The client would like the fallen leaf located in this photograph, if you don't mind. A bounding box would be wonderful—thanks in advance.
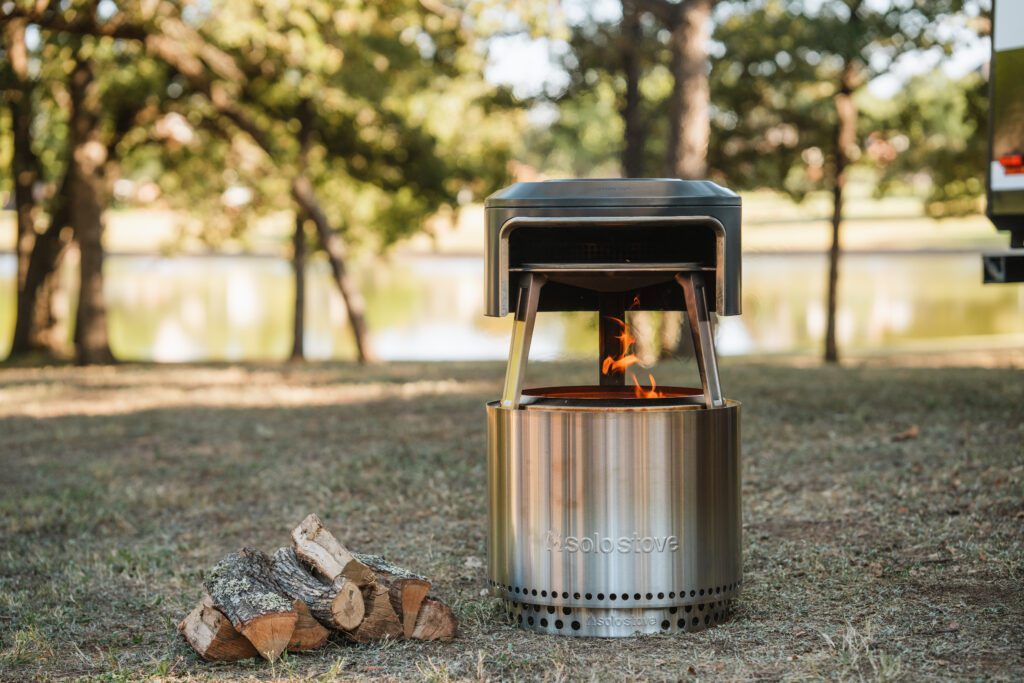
[892,425,920,442]
[464,556,483,569]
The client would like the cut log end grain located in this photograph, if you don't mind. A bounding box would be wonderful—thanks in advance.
[270,547,365,631]
[291,513,375,587]
[411,597,458,642]
[178,594,259,662]
[288,601,330,652]
[204,547,298,661]
[356,553,431,637]
[347,582,404,642]
[240,612,299,661]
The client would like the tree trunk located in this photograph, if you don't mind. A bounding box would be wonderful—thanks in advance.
[68,58,113,365]
[5,18,43,358]
[824,63,858,364]
[292,179,376,364]
[619,0,644,178]
[663,0,712,179]
[291,211,306,361]
[293,100,376,364]
[15,173,76,357]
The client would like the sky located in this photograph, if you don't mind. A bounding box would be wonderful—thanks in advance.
[484,0,993,101]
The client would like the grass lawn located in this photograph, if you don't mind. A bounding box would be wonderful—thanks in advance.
[0,360,1021,681]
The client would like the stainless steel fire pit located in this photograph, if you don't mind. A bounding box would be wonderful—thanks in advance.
[484,179,743,637]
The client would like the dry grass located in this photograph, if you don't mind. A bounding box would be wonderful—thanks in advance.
[1,359,1022,681]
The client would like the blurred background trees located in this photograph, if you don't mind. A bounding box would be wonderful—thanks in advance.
[0,0,996,365]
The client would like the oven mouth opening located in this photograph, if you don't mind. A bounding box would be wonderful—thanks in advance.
[520,385,705,408]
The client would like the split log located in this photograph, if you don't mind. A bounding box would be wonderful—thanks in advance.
[270,547,365,631]
[178,593,260,661]
[411,597,458,642]
[291,514,374,587]
[204,548,298,661]
[347,582,404,642]
[288,601,330,652]
[355,553,431,637]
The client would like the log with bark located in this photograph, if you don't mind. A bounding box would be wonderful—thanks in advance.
[346,581,405,643]
[203,548,298,661]
[180,515,459,663]
[291,513,375,587]
[288,601,330,652]
[411,596,458,642]
[178,593,260,662]
[356,553,431,638]
[270,547,365,631]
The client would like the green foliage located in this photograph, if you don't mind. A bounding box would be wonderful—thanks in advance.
[870,71,987,217]
[709,0,974,199]
[2,0,523,252]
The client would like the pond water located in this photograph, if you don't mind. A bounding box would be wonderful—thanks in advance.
[1,251,1022,362]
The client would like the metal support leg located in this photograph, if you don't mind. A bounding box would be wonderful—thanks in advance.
[501,274,545,409]
[676,272,724,408]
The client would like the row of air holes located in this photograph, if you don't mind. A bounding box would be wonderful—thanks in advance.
[489,579,741,601]
[507,601,731,631]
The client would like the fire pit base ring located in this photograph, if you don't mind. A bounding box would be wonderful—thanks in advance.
[503,600,734,637]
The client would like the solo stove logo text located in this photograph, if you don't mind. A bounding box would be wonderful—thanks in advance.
[545,531,679,554]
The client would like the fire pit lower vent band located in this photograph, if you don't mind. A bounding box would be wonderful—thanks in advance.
[487,399,741,638]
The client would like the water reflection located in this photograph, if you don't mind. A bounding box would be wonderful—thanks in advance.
[1,252,1022,361]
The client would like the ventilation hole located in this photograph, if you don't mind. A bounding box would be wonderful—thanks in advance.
[692,617,699,627]
[528,617,534,626]
[699,589,705,596]
[563,607,572,615]
[585,593,593,600]
[685,605,692,613]
[531,589,537,596]
[518,614,523,623]
[571,621,581,630]
[597,593,605,600]
[562,592,569,599]
[661,620,670,630]
[555,620,564,629]
[698,603,705,611]
[609,594,616,601]
[690,590,696,597]
[515,587,520,594]
[547,606,555,614]
[704,615,711,626]
[541,590,547,597]
[669,592,676,599]
[574,593,581,600]
[658,592,665,599]
[677,618,685,628]
[507,585,512,592]
[633,593,641,600]
[534,605,541,612]
[645,593,653,600]
[540,618,548,627]
[669,607,678,615]
[716,587,721,594]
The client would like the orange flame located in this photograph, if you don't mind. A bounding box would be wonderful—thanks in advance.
[600,317,640,375]
[633,373,661,399]
[601,310,666,398]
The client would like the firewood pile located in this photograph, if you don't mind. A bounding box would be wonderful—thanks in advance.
[178,514,457,662]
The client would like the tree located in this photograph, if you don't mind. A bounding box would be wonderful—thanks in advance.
[6,0,517,363]
[2,19,166,363]
[710,0,972,362]
[872,70,988,218]
[637,0,715,179]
